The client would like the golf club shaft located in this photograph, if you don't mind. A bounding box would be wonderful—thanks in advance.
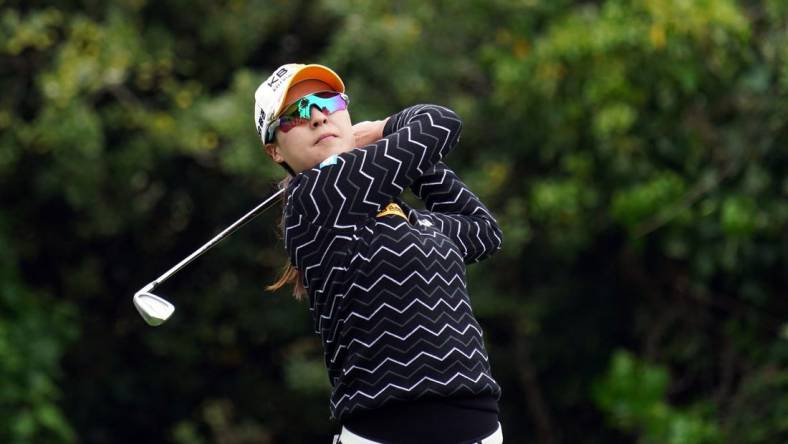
[147,187,285,291]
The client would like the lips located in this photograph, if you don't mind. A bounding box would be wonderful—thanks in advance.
[315,133,337,144]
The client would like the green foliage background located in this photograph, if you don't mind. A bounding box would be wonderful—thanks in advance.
[1,0,786,442]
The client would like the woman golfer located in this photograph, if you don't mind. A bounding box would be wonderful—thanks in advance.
[254,64,504,444]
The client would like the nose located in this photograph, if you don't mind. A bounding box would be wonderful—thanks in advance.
[309,107,328,128]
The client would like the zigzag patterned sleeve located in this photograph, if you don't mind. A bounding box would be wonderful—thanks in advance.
[410,162,503,263]
[287,105,462,229]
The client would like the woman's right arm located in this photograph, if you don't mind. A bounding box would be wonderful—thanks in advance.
[409,162,503,264]
[286,104,462,229]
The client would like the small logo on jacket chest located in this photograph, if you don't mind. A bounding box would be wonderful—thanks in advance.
[376,203,407,221]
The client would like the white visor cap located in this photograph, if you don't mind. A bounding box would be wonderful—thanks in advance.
[254,63,345,144]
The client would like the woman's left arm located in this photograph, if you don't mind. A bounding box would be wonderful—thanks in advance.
[410,162,503,263]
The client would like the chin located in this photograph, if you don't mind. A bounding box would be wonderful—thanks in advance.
[322,139,350,154]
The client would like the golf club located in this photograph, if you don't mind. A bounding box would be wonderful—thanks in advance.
[133,187,286,326]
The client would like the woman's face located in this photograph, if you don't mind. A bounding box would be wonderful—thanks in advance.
[265,79,355,174]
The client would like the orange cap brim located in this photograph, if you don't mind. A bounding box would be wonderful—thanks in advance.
[274,64,346,116]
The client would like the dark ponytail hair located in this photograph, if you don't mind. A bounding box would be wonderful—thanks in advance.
[265,174,307,300]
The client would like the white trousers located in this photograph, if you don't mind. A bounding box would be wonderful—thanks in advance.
[333,422,503,444]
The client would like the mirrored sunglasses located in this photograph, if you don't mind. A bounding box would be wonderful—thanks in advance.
[266,91,350,142]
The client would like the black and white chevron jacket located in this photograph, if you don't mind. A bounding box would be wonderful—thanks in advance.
[282,104,503,420]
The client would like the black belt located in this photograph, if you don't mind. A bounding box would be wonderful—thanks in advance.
[342,395,499,444]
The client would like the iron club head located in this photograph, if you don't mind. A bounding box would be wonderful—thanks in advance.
[133,283,175,327]
[132,188,285,327]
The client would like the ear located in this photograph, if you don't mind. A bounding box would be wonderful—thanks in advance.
[264,142,285,163]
